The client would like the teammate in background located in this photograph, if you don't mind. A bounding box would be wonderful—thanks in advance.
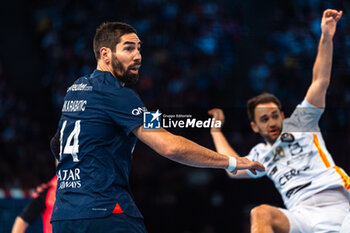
[208,9,350,233]
[50,22,264,233]
[11,176,57,233]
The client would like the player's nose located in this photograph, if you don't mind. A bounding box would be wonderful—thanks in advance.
[133,50,142,63]
[268,119,278,128]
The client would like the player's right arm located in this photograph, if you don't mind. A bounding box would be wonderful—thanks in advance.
[208,108,253,179]
[305,9,342,108]
[133,126,265,175]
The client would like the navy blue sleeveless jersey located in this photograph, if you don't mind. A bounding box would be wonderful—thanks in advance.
[51,70,147,222]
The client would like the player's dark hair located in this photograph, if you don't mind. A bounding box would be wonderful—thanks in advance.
[247,92,282,122]
[93,22,137,60]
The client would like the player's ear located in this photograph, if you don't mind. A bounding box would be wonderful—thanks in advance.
[250,121,259,133]
[100,47,111,64]
[281,111,285,120]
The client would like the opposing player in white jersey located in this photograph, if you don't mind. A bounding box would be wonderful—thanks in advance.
[208,9,350,233]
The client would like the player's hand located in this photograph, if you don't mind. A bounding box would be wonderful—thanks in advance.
[231,157,265,175]
[208,108,225,132]
[321,9,342,38]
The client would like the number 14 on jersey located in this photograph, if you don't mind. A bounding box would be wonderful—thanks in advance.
[59,120,81,162]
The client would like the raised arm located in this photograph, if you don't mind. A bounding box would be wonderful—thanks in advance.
[133,126,265,175]
[208,108,253,179]
[305,9,342,108]
[208,108,240,158]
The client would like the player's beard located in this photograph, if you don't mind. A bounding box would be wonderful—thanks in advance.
[111,54,140,85]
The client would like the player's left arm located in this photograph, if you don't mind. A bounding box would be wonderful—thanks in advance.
[50,131,60,165]
[305,9,342,108]
[50,131,60,159]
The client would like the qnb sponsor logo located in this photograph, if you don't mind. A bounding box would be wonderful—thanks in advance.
[132,107,147,116]
[62,100,87,112]
[57,168,81,189]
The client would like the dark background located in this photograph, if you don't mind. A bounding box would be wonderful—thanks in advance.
[0,0,349,232]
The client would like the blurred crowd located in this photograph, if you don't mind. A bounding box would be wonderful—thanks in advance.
[1,0,350,232]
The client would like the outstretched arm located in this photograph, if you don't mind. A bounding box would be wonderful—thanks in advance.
[208,108,240,158]
[305,9,342,108]
[133,126,265,175]
[208,108,253,179]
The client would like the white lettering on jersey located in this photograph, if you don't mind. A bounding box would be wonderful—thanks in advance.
[132,107,147,115]
[67,83,92,92]
[57,168,82,189]
[62,100,87,112]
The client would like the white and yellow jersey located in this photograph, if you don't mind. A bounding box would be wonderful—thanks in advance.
[246,100,350,210]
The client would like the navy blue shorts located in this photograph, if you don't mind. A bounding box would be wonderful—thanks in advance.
[52,214,147,233]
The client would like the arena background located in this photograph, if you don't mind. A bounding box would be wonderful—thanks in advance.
[0,0,349,232]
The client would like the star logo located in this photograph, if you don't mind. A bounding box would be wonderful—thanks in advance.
[150,110,161,122]
[143,110,162,129]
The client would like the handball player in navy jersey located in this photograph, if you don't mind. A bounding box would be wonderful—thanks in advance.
[49,22,264,233]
